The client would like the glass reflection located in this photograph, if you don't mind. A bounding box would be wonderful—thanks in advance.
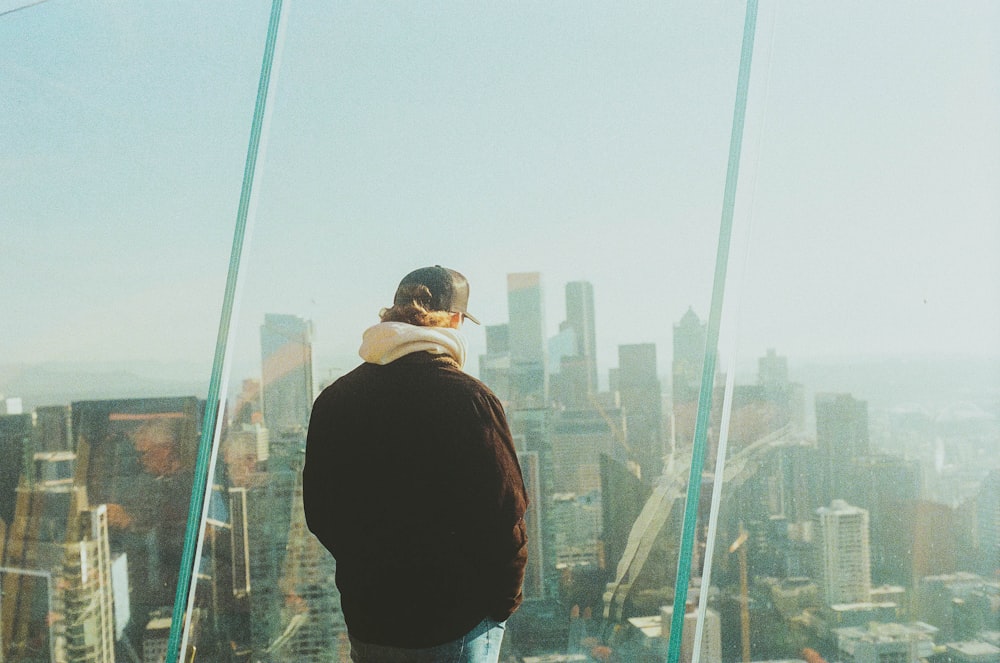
[3,1,999,662]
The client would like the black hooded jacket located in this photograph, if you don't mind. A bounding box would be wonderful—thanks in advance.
[303,351,528,648]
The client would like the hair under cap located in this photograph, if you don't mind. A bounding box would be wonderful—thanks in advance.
[394,265,480,325]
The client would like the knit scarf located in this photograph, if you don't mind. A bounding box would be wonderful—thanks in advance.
[358,321,467,369]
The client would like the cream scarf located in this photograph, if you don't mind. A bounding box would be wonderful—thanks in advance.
[358,322,467,369]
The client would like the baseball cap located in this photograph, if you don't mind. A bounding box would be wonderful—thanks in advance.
[394,265,481,325]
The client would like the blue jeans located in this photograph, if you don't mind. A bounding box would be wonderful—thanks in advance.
[349,618,506,663]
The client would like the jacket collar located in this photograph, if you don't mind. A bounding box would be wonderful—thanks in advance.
[358,321,467,368]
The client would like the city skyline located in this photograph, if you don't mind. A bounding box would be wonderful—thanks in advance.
[4,3,999,656]
[0,273,1000,663]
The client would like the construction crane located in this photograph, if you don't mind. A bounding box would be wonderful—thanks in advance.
[728,527,750,663]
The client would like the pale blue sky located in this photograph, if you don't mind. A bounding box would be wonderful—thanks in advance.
[4,1,999,387]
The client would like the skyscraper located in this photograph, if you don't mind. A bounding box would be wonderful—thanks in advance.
[509,409,558,600]
[815,393,870,505]
[758,348,789,387]
[72,396,202,650]
[35,405,72,452]
[517,451,545,600]
[619,343,664,482]
[975,469,999,577]
[550,408,618,495]
[0,413,32,527]
[756,348,805,433]
[2,452,115,663]
[563,281,598,397]
[672,308,706,449]
[815,499,872,606]
[479,323,512,406]
[260,314,314,435]
[843,453,922,586]
[507,273,547,408]
[62,506,116,663]
[275,473,346,661]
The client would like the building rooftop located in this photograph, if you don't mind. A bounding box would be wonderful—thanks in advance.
[946,642,1000,656]
[627,615,662,639]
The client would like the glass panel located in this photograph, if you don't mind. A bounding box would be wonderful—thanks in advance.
[702,3,1000,663]
[13,2,992,662]
[2,2,270,661]
[203,4,747,662]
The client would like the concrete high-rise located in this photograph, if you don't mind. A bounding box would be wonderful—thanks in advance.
[672,308,706,449]
[507,273,547,408]
[816,393,870,504]
[63,506,116,663]
[815,499,872,606]
[618,343,664,482]
[2,452,115,663]
[261,314,314,435]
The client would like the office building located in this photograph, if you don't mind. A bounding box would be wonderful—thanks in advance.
[815,500,872,606]
[600,454,651,578]
[551,492,601,568]
[518,451,545,600]
[274,472,346,661]
[479,323,512,406]
[916,572,1000,642]
[843,454,922,586]
[35,405,72,452]
[832,622,936,663]
[63,506,116,663]
[0,413,32,527]
[2,452,115,663]
[618,343,664,482]
[622,606,722,663]
[975,469,999,578]
[672,308,707,449]
[261,313,314,435]
[757,349,805,433]
[510,408,558,600]
[550,408,618,495]
[507,273,547,408]
[562,281,598,399]
[71,397,202,649]
[816,393,870,505]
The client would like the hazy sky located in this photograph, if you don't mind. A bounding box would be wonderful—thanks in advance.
[4,1,999,386]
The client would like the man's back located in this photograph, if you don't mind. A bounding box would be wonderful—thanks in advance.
[304,351,527,648]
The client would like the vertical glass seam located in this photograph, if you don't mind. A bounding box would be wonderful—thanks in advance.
[690,4,777,662]
[665,2,759,662]
[164,2,287,662]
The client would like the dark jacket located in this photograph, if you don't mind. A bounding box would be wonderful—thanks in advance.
[303,351,528,648]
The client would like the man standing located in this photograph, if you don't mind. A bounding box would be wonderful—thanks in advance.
[304,266,528,663]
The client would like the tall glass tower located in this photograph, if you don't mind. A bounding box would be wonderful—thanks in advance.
[260,314,314,435]
[507,273,547,408]
[563,281,598,396]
